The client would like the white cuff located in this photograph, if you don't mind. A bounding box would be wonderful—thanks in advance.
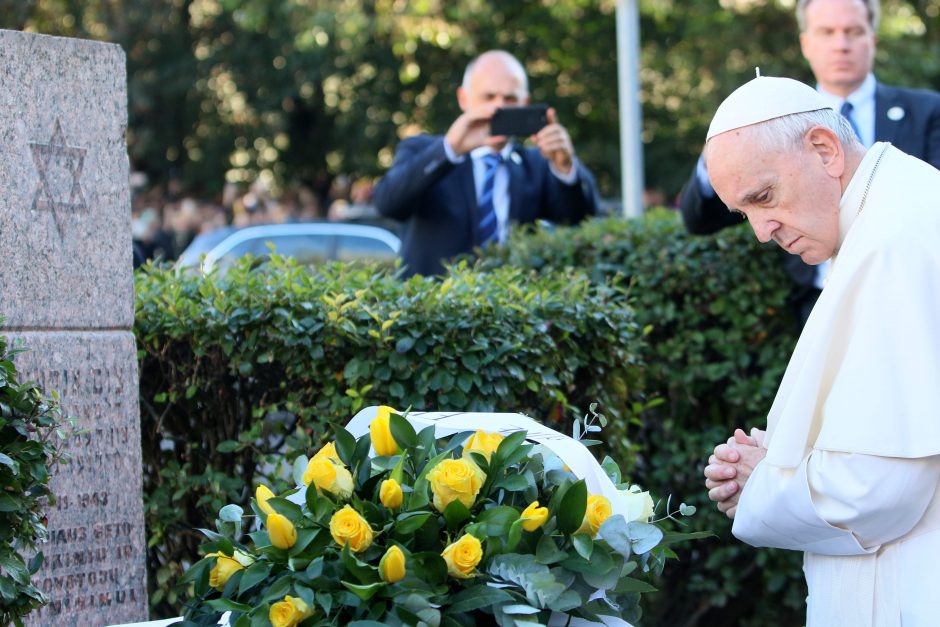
[732,457,874,556]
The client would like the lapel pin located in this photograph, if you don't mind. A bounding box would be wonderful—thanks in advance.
[887,106,905,121]
[510,151,522,165]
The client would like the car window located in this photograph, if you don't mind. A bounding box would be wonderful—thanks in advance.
[336,235,398,261]
[214,234,333,272]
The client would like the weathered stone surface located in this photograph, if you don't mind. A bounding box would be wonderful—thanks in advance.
[0,29,146,626]
[0,29,133,330]
[10,332,147,626]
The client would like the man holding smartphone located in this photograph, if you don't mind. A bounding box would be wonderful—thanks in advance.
[373,49,598,276]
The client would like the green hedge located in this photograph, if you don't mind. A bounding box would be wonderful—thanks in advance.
[477,212,806,627]
[134,259,648,617]
[0,331,69,626]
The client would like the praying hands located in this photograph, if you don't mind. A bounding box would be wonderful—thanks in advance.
[704,428,767,519]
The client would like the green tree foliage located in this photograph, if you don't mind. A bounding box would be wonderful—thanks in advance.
[3,0,939,198]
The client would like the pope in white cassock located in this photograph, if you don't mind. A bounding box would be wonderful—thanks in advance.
[701,74,940,627]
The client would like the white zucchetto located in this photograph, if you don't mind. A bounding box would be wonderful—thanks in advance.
[706,75,834,141]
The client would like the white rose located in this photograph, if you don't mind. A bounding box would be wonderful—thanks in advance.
[619,485,654,522]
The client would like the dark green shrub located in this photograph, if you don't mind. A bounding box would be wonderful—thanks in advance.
[0,331,70,626]
[477,212,806,627]
[134,258,647,616]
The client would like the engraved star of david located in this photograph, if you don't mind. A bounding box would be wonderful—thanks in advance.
[29,118,88,239]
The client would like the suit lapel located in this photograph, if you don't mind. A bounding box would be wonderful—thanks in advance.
[874,84,902,146]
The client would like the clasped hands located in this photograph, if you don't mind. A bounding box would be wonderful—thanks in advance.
[704,428,768,519]
[444,104,575,174]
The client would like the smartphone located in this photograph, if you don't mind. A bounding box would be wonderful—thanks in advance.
[490,104,549,137]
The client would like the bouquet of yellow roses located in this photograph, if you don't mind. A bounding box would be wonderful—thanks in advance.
[179,406,699,627]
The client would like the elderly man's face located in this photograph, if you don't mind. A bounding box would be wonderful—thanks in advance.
[800,0,876,97]
[705,129,842,265]
[459,55,529,112]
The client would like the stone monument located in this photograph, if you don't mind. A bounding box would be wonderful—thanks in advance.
[0,29,147,625]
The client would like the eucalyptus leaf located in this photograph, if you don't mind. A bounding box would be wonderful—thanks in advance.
[218,504,244,523]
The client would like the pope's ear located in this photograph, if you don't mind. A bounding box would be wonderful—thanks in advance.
[805,126,845,178]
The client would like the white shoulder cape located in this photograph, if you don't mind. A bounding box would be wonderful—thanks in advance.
[765,144,940,467]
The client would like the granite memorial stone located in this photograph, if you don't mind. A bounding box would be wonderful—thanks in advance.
[0,29,147,625]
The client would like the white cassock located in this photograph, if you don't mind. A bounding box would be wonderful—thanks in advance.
[732,143,940,627]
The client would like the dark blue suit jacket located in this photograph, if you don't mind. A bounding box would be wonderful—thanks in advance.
[374,135,599,276]
[678,81,940,325]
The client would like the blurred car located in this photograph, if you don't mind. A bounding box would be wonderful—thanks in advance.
[176,222,401,274]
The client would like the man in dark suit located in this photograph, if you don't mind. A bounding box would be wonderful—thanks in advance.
[680,0,940,326]
[373,50,598,277]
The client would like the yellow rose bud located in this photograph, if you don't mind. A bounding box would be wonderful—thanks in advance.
[255,484,276,516]
[269,595,314,627]
[303,457,354,499]
[520,501,549,532]
[313,441,340,462]
[329,504,374,553]
[267,512,298,549]
[441,534,483,579]
[427,458,484,513]
[379,545,407,583]
[370,406,401,456]
[576,494,613,537]
[206,552,246,590]
[380,478,403,509]
[463,430,505,463]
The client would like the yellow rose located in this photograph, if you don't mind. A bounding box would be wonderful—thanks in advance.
[380,478,403,509]
[620,485,655,523]
[206,551,249,590]
[379,545,406,583]
[520,501,549,532]
[463,430,504,463]
[441,534,483,579]
[370,406,401,456]
[313,441,340,462]
[427,458,484,513]
[255,484,276,516]
[576,494,613,537]
[269,595,314,627]
[267,512,298,549]
[303,456,354,499]
[329,504,374,553]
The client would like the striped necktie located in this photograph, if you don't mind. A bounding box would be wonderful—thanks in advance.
[477,153,503,246]
[840,101,862,140]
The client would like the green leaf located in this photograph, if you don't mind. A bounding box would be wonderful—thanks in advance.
[342,580,385,600]
[556,480,587,535]
[443,499,471,529]
[216,440,239,453]
[0,554,31,585]
[572,533,594,560]
[445,584,513,614]
[395,512,433,535]
[0,452,18,474]
[506,518,525,553]
[238,562,272,595]
[206,598,254,612]
[342,544,380,584]
[613,577,658,594]
[332,423,357,466]
[0,492,19,512]
[389,411,417,449]
[218,504,243,523]
[535,535,567,565]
